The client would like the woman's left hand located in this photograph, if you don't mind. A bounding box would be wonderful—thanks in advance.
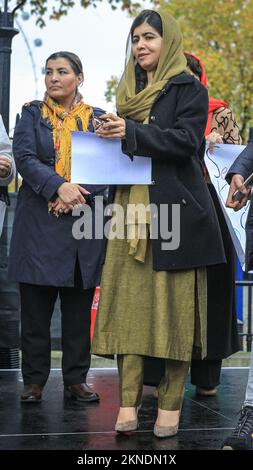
[50,197,72,216]
[95,113,126,139]
[206,131,223,154]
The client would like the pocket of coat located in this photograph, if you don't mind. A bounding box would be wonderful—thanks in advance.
[179,182,205,213]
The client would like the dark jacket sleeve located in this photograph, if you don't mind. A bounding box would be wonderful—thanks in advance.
[123,81,208,163]
[13,106,66,201]
[226,142,253,183]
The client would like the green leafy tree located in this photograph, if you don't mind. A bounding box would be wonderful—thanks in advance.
[162,0,253,142]
[105,75,119,107]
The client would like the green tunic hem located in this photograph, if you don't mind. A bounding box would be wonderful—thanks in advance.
[92,186,207,363]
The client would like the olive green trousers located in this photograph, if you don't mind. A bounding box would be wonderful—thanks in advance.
[117,354,190,410]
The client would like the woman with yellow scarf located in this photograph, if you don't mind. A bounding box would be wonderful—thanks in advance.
[9,52,106,404]
[92,11,225,437]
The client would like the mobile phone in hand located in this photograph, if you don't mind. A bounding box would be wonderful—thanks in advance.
[232,172,253,202]
[94,117,111,130]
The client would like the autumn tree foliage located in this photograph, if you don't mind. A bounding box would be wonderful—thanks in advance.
[164,0,253,142]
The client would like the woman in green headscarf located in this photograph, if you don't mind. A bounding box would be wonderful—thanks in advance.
[92,10,225,437]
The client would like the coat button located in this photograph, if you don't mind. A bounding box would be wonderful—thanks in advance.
[150,115,156,122]
[182,199,187,205]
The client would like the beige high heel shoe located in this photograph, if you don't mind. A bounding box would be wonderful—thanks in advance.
[153,421,179,438]
[153,409,180,438]
[115,405,141,433]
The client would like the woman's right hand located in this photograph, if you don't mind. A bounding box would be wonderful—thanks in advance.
[0,155,12,177]
[226,174,251,211]
[57,182,90,207]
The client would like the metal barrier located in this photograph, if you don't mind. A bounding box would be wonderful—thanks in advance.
[0,193,20,368]
[236,279,253,351]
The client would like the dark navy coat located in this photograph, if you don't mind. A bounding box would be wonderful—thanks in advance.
[118,73,226,270]
[226,142,253,272]
[8,101,106,288]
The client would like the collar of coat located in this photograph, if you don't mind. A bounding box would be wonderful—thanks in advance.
[160,71,196,93]
[23,100,53,130]
[153,72,203,106]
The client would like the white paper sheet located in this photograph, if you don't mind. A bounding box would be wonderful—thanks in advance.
[71,131,152,185]
[204,143,248,269]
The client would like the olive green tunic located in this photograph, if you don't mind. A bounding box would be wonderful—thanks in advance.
[92,186,207,362]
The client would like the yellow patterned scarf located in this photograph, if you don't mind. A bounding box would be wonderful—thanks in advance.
[41,92,93,182]
[116,11,186,262]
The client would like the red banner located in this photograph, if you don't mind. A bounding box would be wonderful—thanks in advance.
[90,286,100,342]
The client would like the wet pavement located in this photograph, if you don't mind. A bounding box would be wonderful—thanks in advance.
[0,368,249,450]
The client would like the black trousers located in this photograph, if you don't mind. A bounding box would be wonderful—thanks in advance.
[20,262,94,387]
[143,357,222,389]
[190,359,222,388]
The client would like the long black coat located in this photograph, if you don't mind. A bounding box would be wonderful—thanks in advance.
[8,101,107,288]
[203,184,239,359]
[119,73,226,270]
[226,141,253,272]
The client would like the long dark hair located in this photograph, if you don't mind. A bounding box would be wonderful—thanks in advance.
[45,51,83,77]
[184,53,202,79]
[130,10,163,93]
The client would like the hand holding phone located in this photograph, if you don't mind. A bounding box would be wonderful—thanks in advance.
[232,172,253,202]
[94,117,111,130]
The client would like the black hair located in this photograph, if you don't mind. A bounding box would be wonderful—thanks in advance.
[130,10,163,93]
[130,10,163,39]
[184,53,202,79]
[45,51,83,76]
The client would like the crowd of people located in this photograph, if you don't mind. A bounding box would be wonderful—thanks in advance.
[1,8,253,450]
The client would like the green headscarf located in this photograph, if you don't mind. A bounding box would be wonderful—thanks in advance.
[116,10,187,263]
[116,10,187,122]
